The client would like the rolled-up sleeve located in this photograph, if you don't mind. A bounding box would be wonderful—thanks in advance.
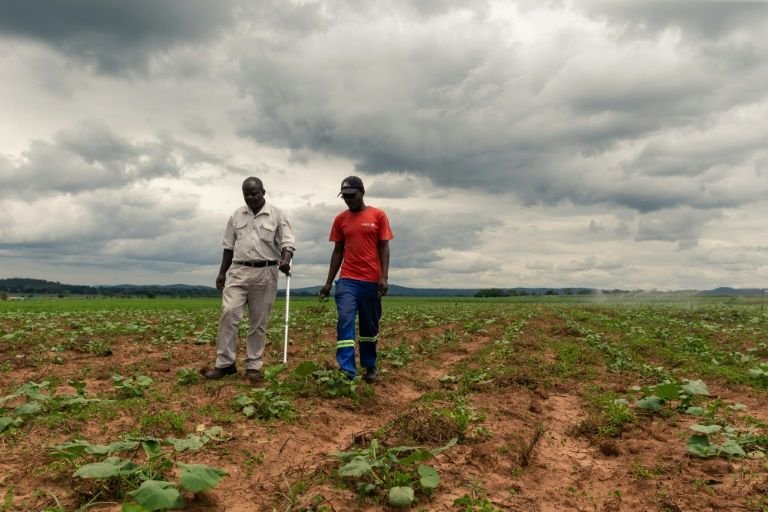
[221,216,236,250]
[277,212,296,252]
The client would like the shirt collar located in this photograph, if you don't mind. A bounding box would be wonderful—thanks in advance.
[245,202,271,217]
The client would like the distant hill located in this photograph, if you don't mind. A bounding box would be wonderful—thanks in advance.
[286,284,479,297]
[288,285,603,297]
[0,278,219,298]
[1,278,764,299]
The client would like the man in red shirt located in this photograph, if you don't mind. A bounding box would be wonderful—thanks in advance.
[319,176,394,382]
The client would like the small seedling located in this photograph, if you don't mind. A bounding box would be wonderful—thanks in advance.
[175,368,200,386]
[332,437,456,507]
[112,374,153,398]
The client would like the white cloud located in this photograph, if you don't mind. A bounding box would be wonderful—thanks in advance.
[1,0,767,290]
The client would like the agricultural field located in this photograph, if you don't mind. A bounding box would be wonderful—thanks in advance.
[1,296,768,511]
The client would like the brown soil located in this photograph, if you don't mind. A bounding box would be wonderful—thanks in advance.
[1,303,767,512]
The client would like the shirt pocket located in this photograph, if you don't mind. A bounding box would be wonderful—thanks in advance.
[258,223,276,243]
[233,220,250,244]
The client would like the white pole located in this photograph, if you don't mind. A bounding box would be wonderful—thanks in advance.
[282,265,291,364]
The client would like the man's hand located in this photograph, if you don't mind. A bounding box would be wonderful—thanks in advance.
[318,283,332,301]
[378,277,389,297]
[216,273,226,292]
[278,259,291,276]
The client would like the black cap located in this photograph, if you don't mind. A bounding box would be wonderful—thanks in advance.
[339,176,364,195]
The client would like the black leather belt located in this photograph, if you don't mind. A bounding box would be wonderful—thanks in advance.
[233,260,278,267]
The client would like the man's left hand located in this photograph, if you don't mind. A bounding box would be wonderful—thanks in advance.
[278,259,291,276]
[378,277,389,297]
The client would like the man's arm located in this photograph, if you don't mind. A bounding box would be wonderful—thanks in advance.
[319,241,344,300]
[216,249,234,291]
[279,248,293,275]
[377,240,390,297]
[277,210,296,276]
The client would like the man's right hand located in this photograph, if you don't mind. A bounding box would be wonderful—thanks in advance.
[318,283,332,301]
[216,274,226,292]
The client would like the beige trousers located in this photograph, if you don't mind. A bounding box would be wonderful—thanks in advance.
[215,265,278,370]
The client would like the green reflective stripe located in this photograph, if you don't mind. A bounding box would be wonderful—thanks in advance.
[359,336,378,343]
[336,340,355,349]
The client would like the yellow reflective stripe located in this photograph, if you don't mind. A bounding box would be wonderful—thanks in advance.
[359,336,378,343]
[336,339,355,348]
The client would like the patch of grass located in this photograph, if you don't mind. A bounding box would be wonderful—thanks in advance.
[175,368,201,386]
[1,487,13,512]
[199,404,239,426]
[574,387,636,438]
[552,341,600,380]
[140,410,190,436]
[631,462,664,480]
[83,339,112,356]
[453,480,501,512]
[383,399,486,445]
[234,387,295,421]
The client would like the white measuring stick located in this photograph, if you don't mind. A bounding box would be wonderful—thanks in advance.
[282,264,291,364]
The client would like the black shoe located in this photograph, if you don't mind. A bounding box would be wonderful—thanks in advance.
[245,369,262,385]
[204,364,237,379]
[363,366,378,383]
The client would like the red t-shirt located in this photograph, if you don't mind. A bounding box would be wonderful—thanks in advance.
[330,207,394,283]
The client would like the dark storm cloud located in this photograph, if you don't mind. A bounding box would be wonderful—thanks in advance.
[0,121,230,198]
[364,175,432,199]
[0,0,238,74]
[693,244,768,272]
[635,207,721,249]
[0,188,222,267]
[387,208,503,268]
[582,1,768,38]
[232,1,768,215]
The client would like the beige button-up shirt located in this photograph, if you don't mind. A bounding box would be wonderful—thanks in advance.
[222,203,296,262]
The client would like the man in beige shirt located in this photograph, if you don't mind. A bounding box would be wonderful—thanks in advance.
[204,177,295,385]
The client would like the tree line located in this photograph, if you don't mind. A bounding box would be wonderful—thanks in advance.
[0,278,219,298]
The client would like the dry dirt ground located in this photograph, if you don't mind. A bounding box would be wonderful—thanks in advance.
[1,299,767,511]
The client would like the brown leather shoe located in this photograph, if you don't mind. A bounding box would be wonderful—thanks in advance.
[245,369,262,385]
[204,365,237,379]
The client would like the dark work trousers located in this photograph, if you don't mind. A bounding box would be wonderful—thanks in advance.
[334,278,381,378]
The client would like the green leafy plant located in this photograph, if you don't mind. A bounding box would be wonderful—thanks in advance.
[1,380,101,433]
[174,368,200,386]
[380,343,413,368]
[52,429,228,510]
[632,379,709,414]
[575,388,636,438]
[748,363,768,383]
[332,437,456,507]
[84,339,113,356]
[686,423,747,458]
[453,493,501,512]
[112,374,153,398]
[313,369,359,398]
[234,388,294,421]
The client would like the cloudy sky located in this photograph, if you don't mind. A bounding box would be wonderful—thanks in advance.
[1,0,767,291]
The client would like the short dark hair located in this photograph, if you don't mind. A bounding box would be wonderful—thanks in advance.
[242,177,264,190]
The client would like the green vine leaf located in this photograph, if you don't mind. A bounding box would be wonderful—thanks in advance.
[74,457,139,479]
[388,486,415,507]
[339,456,372,477]
[127,480,182,511]
[635,396,662,412]
[417,465,440,489]
[689,424,722,435]
[177,463,229,493]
